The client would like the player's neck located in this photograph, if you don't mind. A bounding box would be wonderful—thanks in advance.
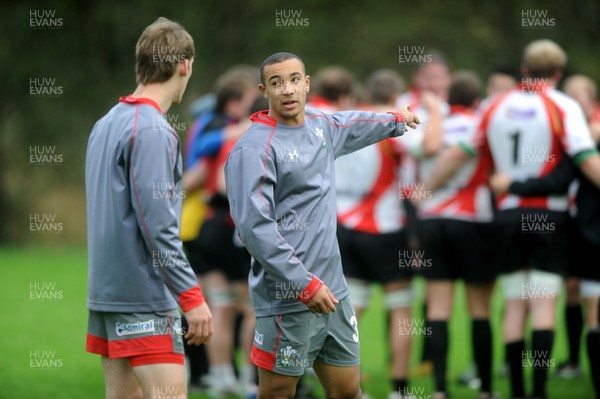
[268,109,305,126]
[131,84,176,113]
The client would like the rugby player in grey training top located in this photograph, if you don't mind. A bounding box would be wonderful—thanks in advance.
[85,17,212,399]
[225,52,419,399]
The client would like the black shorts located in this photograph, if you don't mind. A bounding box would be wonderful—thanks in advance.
[566,216,600,281]
[418,219,499,284]
[496,208,567,276]
[184,208,250,282]
[566,216,585,278]
[337,225,412,283]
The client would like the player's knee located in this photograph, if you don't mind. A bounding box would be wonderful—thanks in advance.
[324,384,361,399]
[205,286,237,307]
[384,285,413,310]
[259,384,296,399]
[347,279,372,310]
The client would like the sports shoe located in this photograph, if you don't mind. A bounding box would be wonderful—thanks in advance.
[457,363,481,389]
[411,360,433,378]
[554,362,582,378]
[203,372,239,398]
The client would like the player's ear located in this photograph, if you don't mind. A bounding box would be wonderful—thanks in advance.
[305,75,310,93]
[180,58,192,77]
[553,70,563,84]
[259,84,268,98]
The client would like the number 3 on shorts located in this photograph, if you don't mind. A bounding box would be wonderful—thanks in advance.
[350,314,359,343]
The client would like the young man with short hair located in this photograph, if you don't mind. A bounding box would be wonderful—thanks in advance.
[85,17,213,399]
[225,52,419,399]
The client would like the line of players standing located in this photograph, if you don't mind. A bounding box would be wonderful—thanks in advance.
[180,40,600,399]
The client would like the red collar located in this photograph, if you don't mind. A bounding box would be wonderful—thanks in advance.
[309,95,334,108]
[449,105,473,116]
[250,110,276,127]
[591,104,600,124]
[119,95,162,113]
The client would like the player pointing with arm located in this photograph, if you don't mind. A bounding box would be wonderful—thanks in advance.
[225,52,419,399]
[85,18,212,399]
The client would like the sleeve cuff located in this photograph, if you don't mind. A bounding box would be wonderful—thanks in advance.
[573,148,598,166]
[178,285,205,312]
[458,141,477,157]
[387,111,406,123]
[298,276,323,303]
[387,112,406,137]
[508,181,519,195]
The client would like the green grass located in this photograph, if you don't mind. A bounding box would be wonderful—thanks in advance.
[0,247,595,398]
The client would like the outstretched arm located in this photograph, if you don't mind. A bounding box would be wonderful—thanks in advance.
[327,105,419,158]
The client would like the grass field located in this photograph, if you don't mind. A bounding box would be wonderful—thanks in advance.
[0,246,595,398]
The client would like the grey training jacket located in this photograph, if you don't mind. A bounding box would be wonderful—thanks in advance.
[85,96,203,313]
[225,107,405,317]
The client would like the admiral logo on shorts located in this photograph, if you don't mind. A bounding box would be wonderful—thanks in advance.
[115,320,155,336]
[254,330,264,345]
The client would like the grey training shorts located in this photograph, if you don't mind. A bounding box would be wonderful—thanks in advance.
[250,296,360,376]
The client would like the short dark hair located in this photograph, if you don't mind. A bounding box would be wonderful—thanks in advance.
[312,66,357,102]
[488,65,520,82]
[213,65,260,114]
[365,69,406,105]
[260,52,305,85]
[448,70,481,107]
